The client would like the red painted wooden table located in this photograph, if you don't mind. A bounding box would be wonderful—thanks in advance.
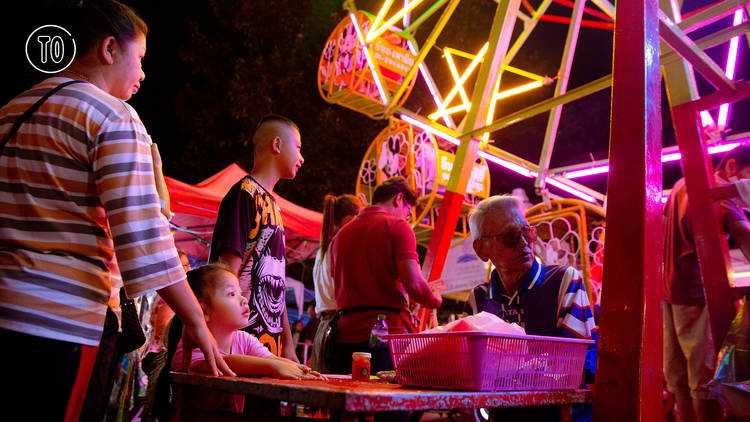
[169,371,591,420]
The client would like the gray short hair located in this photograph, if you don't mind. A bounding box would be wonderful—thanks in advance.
[468,195,524,238]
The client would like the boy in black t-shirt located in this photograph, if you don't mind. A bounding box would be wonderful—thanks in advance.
[210,114,304,362]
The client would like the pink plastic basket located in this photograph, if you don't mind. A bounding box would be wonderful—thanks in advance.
[384,331,593,391]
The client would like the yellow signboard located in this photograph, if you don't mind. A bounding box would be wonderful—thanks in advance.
[436,150,489,198]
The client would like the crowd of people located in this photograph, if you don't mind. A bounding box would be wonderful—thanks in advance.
[0,1,745,421]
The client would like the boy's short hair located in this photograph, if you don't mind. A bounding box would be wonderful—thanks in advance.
[372,176,417,206]
[254,113,299,133]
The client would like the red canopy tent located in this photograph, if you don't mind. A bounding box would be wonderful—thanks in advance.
[166,163,322,264]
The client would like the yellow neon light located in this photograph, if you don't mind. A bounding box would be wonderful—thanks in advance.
[366,0,425,43]
[443,47,479,61]
[443,48,545,82]
[503,65,545,82]
[430,42,488,121]
[493,80,543,100]
[434,103,471,117]
[349,13,388,104]
[444,50,471,110]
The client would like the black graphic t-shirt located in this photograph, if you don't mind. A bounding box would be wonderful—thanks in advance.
[210,176,286,356]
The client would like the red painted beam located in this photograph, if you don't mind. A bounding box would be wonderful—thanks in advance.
[422,190,467,283]
[671,106,737,354]
[551,0,615,22]
[539,15,614,30]
[593,0,663,421]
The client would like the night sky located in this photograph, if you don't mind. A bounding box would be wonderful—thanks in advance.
[3,0,749,210]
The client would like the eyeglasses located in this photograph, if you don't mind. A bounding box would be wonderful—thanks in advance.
[480,224,536,248]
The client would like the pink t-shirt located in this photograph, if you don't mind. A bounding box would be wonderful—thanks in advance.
[172,330,274,413]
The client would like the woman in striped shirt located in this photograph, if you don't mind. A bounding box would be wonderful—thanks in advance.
[0,1,231,420]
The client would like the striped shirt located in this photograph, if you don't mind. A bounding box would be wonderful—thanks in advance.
[0,77,185,346]
[465,258,598,341]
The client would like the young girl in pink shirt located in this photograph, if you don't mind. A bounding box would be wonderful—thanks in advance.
[172,264,324,413]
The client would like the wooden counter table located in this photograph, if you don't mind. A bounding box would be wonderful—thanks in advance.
[169,371,592,421]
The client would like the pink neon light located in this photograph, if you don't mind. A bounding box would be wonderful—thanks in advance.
[661,152,683,163]
[717,9,744,128]
[349,13,388,104]
[700,111,715,128]
[545,177,597,202]
[406,41,452,127]
[564,141,743,179]
[564,165,610,178]
[478,151,534,177]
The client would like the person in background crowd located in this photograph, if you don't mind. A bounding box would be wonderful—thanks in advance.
[663,146,750,422]
[310,193,364,372]
[0,1,230,419]
[210,114,304,362]
[328,177,442,375]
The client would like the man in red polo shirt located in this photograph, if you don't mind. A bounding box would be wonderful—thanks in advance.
[327,177,442,374]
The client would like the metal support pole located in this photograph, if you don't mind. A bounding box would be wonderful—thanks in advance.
[421,0,520,284]
[593,0,663,420]
[535,0,586,191]
[383,0,461,116]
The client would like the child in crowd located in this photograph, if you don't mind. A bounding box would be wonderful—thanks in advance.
[210,114,304,362]
[171,264,324,414]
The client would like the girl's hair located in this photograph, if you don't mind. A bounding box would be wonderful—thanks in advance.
[64,0,148,56]
[186,263,234,304]
[319,194,364,254]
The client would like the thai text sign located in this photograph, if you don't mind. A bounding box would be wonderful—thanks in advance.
[436,150,489,197]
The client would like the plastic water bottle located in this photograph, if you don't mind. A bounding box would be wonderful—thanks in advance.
[369,314,389,348]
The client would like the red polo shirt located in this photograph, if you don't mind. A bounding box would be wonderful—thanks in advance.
[330,206,419,342]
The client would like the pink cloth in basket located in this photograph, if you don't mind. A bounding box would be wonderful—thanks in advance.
[424,311,526,335]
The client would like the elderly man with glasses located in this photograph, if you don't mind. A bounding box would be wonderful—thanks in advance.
[465,195,597,341]
[466,195,597,421]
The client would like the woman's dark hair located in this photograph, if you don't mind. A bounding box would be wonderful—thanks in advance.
[186,263,234,303]
[717,144,750,172]
[320,194,364,255]
[65,0,148,56]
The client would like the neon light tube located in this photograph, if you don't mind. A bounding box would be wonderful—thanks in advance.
[494,80,543,100]
[430,43,488,121]
[444,50,472,107]
[400,114,460,144]
[406,41,452,127]
[717,9,744,129]
[564,165,610,178]
[700,111,715,128]
[349,13,389,105]
[545,177,597,202]
[478,151,535,178]
[661,152,683,163]
[398,114,597,201]
[564,142,743,178]
[366,0,424,43]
